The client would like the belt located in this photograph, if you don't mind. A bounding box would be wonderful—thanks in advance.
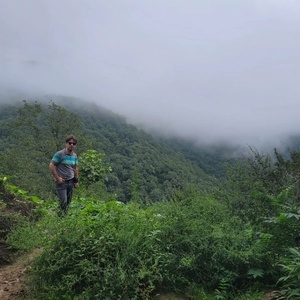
[64,179,74,182]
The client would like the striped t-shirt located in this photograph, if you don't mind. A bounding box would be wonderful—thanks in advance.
[51,149,78,180]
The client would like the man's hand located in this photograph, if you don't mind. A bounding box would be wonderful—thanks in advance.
[57,177,65,183]
[74,183,79,188]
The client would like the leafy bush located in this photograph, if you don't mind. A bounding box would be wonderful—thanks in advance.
[24,200,170,299]
[250,191,300,285]
[277,248,300,299]
[0,175,41,264]
[7,188,261,299]
[152,188,255,292]
[261,203,300,257]
[79,150,112,190]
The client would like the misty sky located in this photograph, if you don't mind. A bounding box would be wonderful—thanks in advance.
[1,0,300,148]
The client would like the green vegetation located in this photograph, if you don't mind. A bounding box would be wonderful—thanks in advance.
[5,185,263,300]
[0,99,299,299]
[0,99,218,203]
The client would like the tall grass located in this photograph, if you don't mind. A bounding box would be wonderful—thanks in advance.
[7,190,262,299]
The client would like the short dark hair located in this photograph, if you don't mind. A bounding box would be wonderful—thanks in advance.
[66,135,77,143]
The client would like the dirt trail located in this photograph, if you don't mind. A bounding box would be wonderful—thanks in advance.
[0,250,40,300]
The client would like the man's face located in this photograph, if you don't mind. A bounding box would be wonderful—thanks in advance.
[66,139,77,152]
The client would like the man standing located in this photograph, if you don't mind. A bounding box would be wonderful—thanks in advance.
[49,135,79,214]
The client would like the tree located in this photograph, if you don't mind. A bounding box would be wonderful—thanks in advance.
[0,100,85,198]
[47,101,83,151]
[79,150,112,190]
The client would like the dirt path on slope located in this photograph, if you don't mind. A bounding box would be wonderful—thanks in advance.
[0,249,41,300]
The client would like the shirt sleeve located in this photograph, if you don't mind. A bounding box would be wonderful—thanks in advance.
[51,153,61,165]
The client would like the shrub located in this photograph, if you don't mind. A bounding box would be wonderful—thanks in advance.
[152,188,254,292]
[27,200,170,299]
[277,247,300,299]
[8,189,260,299]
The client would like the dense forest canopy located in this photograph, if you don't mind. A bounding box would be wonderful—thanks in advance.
[0,98,236,202]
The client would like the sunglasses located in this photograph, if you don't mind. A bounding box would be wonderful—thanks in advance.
[68,142,77,145]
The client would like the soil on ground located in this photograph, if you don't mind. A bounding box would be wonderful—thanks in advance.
[0,249,40,300]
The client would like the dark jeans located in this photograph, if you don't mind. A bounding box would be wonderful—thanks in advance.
[55,180,74,214]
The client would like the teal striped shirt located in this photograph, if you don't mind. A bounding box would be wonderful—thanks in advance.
[51,149,78,180]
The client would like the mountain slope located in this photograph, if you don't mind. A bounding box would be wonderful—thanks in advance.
[0,97,227,202]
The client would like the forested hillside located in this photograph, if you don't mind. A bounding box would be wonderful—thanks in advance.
[0,97,233,202]
[0,97,300,299]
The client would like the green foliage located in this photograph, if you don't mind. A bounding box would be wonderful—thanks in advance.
[152,188,255,292]
[187,285,215,300]
[0,175,42,265]
[277,248,300,299]
[3,99,300,299]
[232,290,264,300]
[0,174,41,213]
[0,100,85,199]
[0,99,217,203]
[6,186,261,299]
[161,137,238,179]
[70,101,219,201]
[262,203,300,257]
[247,191,300,286]
[214,278,231,300]
[247,268,264,279]
[4,183,42,204]
[188,286,263,300]
[79,150,112,190]
[47,101,83,151]
[19,200,169,299]
[218,147,300,225]
[217,160,276,224]
[217,147,300,290]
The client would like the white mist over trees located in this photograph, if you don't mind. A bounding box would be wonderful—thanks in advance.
[1,1,300,149]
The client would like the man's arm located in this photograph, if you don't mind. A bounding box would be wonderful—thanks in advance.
[74,166,79,179]
[73,166,79,188]
[49,162,64,183]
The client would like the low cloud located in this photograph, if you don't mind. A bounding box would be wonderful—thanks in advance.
[1,0,300,150]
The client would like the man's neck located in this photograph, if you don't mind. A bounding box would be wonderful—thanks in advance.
[65,148,73,155]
